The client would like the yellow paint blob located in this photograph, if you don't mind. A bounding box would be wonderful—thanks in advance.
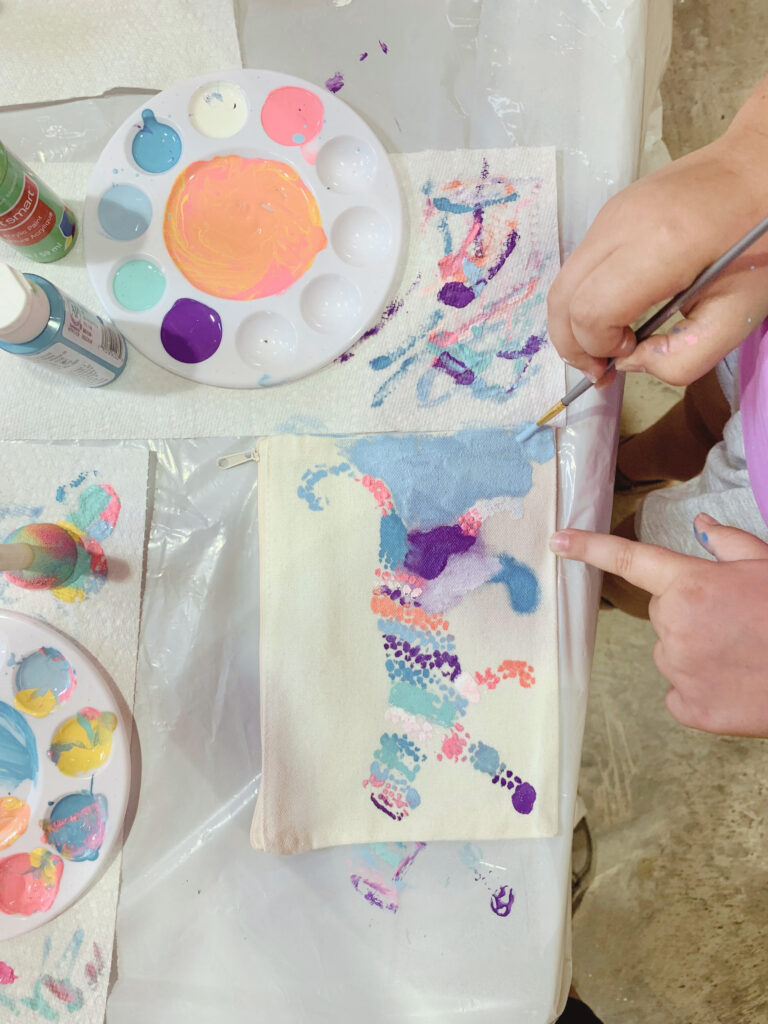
[28,846,61,886]
[14,688,58,718]
[0,797,30,850]
[163,155,326,300]
[49,708,118,777]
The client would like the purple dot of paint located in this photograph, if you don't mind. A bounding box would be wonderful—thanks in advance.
[511,782,536,814]
[325,72,345,94]
[438,281,475,308]
[161,298,222,364]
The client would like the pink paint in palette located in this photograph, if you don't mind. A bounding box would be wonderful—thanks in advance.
[84,70,404,389]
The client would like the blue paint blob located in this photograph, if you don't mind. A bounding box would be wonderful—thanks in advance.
[132,109,182,173]
[491,555,540,614]
[97,184,153,241]
[693,523,711,550]
[470,741,500,776]
[0,701,39,789]
[41,790,108,861]
[379,512,408,568]
[432,191,518,216]
[14,647,76,714]
[292,132,306,144]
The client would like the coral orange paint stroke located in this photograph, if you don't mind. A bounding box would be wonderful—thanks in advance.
[164,155,326,301]
[370,591,449,633]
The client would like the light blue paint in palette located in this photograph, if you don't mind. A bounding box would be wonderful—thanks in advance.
[113,260,167,312]
[97,184,153,241]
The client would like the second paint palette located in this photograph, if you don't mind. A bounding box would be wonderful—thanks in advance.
[0,611,130,940]
[84,69,403,389]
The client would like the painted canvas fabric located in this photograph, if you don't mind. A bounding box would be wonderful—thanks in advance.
[252,430,558,854]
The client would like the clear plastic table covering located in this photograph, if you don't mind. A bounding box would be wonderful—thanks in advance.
[0,1,671,1020]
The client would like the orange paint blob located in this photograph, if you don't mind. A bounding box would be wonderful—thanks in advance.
[0,797,29,851]
[163,156,326,301]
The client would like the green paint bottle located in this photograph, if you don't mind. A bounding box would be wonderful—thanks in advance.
[0,142,76,262]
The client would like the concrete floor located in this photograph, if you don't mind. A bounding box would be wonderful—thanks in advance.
[571,3,768,1022]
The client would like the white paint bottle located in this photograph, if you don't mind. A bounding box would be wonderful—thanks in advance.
[0,264,127,386]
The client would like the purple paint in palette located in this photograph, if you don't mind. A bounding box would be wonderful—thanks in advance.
[161,298,222,364]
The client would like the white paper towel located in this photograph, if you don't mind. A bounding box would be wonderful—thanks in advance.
[0,443,150,1023]
[0,0,242,107]
[0,149,563,440]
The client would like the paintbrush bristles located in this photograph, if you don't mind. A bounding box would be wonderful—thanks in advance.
[536,401,564,428]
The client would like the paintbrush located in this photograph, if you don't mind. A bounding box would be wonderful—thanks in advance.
[518,212,768,444]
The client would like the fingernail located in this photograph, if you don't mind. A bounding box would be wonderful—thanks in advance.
[549,531,570,553]
[696,512,718,526]
[618,329,635,353]
[585,372,599,384]
[652,337,670,355]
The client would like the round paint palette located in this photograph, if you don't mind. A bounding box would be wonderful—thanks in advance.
[84,70,403,388]
[0,611,130,940]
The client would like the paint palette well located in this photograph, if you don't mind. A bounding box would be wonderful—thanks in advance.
[84,69,404,388]
[0,611,130,940]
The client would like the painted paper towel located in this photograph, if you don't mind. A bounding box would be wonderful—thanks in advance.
[0,443,149,1023]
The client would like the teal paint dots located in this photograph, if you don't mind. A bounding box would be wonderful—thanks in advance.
[112,259,166,311]
[97,184,152,241]
[132,109,182,173]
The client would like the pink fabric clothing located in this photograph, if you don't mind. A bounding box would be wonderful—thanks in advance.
[740,319,768,528]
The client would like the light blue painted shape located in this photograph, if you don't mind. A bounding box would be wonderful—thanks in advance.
[343,429,555,529]
[0,700,39,788]
[491,554,540,614]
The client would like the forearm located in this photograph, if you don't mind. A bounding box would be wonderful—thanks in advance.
[720,73,768,207]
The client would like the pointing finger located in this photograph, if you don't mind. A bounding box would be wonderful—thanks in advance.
[549,529,692,596]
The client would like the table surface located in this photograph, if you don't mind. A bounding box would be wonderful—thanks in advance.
[0,2,669,1020]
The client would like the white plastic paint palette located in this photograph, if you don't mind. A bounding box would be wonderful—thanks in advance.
[84,69,403,388]
[0,611,129,940]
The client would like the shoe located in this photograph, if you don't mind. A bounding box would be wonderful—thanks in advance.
[614,435,670,496]
[571,816,593,912]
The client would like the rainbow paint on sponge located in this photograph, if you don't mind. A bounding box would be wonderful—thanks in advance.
[2,480,122,603]
[3,523,77,589]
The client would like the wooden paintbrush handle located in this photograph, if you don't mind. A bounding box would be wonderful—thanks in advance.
[0,543,35,572]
